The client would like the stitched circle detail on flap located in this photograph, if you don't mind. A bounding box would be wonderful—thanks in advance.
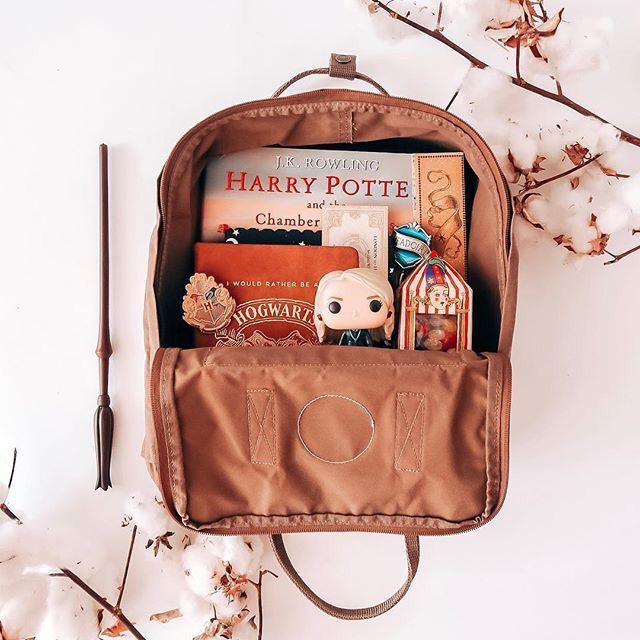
[297,394,375,464]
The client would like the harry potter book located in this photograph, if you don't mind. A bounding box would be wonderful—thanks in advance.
[202,148,466,267]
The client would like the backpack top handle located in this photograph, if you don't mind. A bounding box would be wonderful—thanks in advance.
[271,53,389,98]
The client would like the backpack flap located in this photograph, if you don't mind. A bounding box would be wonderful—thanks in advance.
[150,345,509,534]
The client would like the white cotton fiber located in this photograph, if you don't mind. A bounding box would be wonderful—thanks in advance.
[124,493,174,539]
[617,174,640,228]
[596,202,632,234]
[182,543,220,599]
[179,588,213,621]
[459,67,512,104]
[208,587,247,619]
[508,130,539,170]
[565,214,599,254]
[596,123,621,154]
[37,579,99,640]
[540,17,613,81]
[204,536,262,577]
[519,54,553,85]
[463,0,522,32]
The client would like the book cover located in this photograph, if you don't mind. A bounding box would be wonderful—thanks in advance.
[192,243,359,347]
[202,147,458,240]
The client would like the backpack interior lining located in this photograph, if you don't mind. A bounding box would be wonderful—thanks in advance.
[154,95,509,352]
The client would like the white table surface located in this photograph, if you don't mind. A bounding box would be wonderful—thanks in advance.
[1,1,639,638]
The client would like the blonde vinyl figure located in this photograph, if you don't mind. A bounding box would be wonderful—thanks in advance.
[314,268,395,347]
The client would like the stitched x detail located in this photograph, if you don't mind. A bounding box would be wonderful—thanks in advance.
[247,390,276,465]
[395,393,424,472]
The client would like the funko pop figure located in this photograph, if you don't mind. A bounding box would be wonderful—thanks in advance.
[314,268,395,347]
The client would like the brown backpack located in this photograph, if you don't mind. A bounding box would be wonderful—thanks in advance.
[143,54,517,620]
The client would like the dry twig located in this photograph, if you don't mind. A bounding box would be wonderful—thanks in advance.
[0,448,22,525]
[249,569,278,640]
[50,526,145,640]
[520,153,602,194]
[604,243,640,265]
[369,0,640,147]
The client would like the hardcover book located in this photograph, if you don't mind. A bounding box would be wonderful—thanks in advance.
[192,243,359,347]
[201,148,465,265]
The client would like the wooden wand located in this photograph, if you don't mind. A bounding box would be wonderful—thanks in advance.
[94,143,114,490]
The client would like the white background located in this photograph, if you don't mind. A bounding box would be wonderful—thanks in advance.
[1,1,639,638]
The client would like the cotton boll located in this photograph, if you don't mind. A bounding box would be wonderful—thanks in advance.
[519,54,553,85]
[0,523,59,635]
[547,118,621,167]
[595,123,621,155]
[0,576,47,639]
[0,520,48,581]
[563,117,604,157]
[37,578,100,640]
[576,167,622,217]
[490,144,518,183]
[462,0,522,32]
[204,536,260,577]
[528,183,593,239]
[540,17,613,81]
[596,202,632,234]
[596,145,630,182]
[522,196,564,236]
[561,183,594,212]
[458,67,513,113]
[536,125,568,162]
[125,493,174,540]
[209,587,247,619]
[617,174,640,227]
[564,214,598,254]
[183,544,220,599]
[179,589,213,622]
[437,0,474,28]
[456,70,526,139]
[362,0,428,41]
[508,130,539,170]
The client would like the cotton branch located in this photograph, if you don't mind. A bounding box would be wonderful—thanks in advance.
[50,568,146,640]
[0,448,22,525]
[369,0,640,147]
[50,526,144,640]
[249,569,278,640]
[115,524,138,610]
[604,243,640,264]
[520,153,602,194]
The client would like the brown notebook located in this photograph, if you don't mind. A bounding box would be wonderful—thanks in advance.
[192,243,359,347]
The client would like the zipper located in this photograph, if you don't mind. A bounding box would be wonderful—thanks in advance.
[150,347,510,539]
[149,347,182,522]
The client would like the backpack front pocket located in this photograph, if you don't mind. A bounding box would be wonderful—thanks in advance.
[150,345,510,536]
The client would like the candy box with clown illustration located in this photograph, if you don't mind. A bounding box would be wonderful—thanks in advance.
[397,250,472,351]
